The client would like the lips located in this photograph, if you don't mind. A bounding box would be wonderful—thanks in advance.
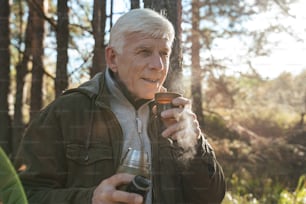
[142,77,159,83]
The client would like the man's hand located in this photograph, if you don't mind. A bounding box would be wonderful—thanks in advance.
[92,173,143,204]
[160,96,201,158]
[161,96,200,139]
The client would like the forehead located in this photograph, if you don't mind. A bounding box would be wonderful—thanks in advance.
[124,32,172,49]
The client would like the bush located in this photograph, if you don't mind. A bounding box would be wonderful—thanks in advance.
[279,175,306,204]
[222,175,306,204]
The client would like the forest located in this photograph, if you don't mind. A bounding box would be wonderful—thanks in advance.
[0,0,305,203]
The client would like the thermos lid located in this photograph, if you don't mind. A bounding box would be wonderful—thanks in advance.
[131,175,151,190]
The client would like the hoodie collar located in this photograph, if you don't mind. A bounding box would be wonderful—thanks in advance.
[63,69,153,110]
[105,68,151,110]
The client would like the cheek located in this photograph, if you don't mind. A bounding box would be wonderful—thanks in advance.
[121,70,138,88]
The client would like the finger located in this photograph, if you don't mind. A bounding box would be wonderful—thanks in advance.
[162,116,200,139]
[162,121,186,138]
[160,107,183,119]
[161,107,197,126]
[172,97,191,107]
[93,174,140,204]
[105,173,135,187]
[107,190,143,204]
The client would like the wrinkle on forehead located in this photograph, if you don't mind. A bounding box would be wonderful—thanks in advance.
[123,32,172,49]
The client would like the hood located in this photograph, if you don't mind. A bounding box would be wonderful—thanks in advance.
[62,72,107,101]
[70,72,103,97]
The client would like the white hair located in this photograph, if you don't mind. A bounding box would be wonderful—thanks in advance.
[109,8,175,53]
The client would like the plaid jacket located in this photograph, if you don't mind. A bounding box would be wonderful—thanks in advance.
[17,72,225,204]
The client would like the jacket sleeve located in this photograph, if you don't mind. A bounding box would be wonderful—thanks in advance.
[15,101,95,204]
[179,134,226,204]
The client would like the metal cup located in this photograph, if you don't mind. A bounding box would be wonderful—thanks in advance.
[155,92,182,131]
[117,148,150,178]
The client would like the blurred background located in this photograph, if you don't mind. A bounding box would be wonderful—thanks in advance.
[0,0,305,203]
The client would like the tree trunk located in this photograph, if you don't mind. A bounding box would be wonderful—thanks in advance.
[55,0,69,97]
[143,0,153,8]
[12,4,32,157]
[164,0,183,92]
[91,0,106,78]
[144,0,183,92]
[191,0,204,126]
[0,0,12,155]
[28,0,45,120]
[131,0,140,9]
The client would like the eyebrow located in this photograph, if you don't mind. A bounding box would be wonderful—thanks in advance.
[135,45,170,53]
[135,46,150,50]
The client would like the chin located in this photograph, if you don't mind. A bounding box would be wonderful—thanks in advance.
[138,92,155,100]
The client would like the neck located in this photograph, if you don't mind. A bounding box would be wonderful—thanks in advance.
[110,71,149,109]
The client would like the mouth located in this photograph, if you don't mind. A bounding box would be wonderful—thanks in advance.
[142,77,159,84]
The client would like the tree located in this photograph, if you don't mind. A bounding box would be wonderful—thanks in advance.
[55,0,69,97]
[12,1,32,156]
[0,0,12,155]
[28,0,45,120]
[191,0,204,126]
[182,0,301,114]
[131,0,140,9]
[91,0,107,77]
[144,0,183,92]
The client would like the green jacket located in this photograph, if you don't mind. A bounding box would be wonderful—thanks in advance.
[16,72,225,204]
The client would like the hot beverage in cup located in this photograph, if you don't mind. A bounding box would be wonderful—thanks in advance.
[154,92,182,130]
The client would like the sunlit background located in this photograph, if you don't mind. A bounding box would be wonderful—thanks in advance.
[108,0,306,80]
[243,0,306,78]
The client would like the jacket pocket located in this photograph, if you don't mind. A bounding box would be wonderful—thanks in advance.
[66,143,112,165]
[65,143,115,187]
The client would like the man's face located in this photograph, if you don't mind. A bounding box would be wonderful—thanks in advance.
[107,32,172,100]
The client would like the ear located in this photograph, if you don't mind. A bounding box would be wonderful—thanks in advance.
[105,46,118,72]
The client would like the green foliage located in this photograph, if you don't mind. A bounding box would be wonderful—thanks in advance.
[279,175,306,204]
[203,76,306,203]
[225,174,284,203]
[222,175,306,204]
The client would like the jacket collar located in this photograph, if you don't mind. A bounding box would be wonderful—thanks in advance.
[63,69,157,110]
[62,72,111,109]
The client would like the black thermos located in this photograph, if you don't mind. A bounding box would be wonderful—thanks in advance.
[126,175,151,198]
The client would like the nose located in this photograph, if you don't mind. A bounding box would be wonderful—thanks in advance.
[149,53,164,71]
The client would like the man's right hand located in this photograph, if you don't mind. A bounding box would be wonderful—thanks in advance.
[92,173,143,204]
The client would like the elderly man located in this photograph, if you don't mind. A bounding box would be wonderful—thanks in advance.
[17,8,226,204]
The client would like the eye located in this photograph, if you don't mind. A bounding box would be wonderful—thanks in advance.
[160,50,170,59]
[160,51,169,57]
[137,49,152,57]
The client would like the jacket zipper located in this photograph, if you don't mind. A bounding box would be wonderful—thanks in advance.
[135,111,145,152]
